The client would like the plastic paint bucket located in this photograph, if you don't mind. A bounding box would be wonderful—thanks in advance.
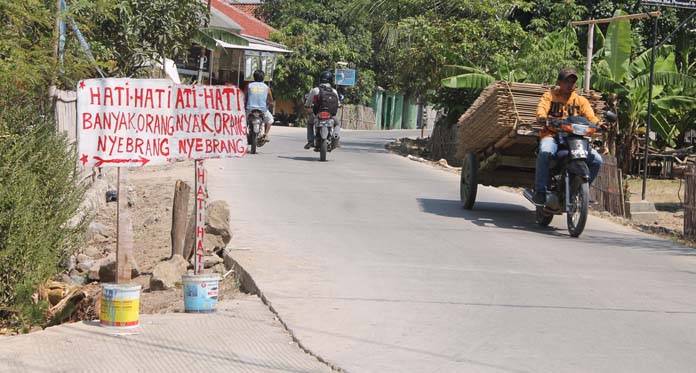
[100,283,141,328]
[183,274,220,313]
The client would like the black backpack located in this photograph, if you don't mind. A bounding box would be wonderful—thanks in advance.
[313,85,339,116]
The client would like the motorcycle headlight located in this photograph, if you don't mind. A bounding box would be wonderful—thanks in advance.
[571,123,590,136]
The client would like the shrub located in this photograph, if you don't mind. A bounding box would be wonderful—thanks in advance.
[0,90,87,322]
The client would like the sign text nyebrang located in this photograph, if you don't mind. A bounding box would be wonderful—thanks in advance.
[77,78,248,168]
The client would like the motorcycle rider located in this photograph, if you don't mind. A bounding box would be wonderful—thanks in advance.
[303,71,341,149]
[534,67,603,205]
[245,69,274,141]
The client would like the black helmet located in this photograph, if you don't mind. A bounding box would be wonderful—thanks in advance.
[253,70,265,82]
[319,71,333,84]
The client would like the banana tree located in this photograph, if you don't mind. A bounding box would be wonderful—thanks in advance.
[591,10,696,164]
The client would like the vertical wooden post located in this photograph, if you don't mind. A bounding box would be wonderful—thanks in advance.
[171,180,191,258]
[193,160,207,274]
[183,208,196,261]
[584,23,594,92]
[116,167,133,283]
[618,169,625,217]
[52,0,61,72]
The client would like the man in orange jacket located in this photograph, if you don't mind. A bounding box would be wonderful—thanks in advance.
[533,68,603,205]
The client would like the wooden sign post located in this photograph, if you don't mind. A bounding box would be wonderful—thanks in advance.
[116,167,133,283]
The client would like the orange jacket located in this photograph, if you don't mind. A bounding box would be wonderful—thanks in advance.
[536,89,599,139]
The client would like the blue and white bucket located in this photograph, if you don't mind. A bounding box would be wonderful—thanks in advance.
[183,274,221,313]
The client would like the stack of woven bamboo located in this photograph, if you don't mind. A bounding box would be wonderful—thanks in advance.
[456,81,606,157]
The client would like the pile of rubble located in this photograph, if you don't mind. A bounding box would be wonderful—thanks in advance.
[42,196,233,326]
[385,137,431,159]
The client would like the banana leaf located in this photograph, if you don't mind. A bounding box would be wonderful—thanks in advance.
[441,73,495,89]
[604,10,631,81]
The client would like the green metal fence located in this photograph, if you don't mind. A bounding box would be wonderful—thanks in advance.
[372,91,419,130]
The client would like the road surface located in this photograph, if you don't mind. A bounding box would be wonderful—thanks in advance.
[208,126,696,373]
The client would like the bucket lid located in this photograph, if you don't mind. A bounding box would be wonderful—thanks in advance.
[101,283,142,290]
[182,274,221,282]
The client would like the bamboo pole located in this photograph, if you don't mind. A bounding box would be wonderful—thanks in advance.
[570,11,661,26]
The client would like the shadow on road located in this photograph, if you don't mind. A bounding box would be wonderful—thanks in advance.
[277,156,321,162]
[654,202,683,213]
[417,197,561,235]
[416,197,696,255]
[337,139,389,154]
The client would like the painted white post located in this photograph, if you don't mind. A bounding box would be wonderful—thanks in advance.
[193,160,206,274]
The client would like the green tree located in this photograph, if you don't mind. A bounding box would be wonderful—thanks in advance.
[259,0,375,116]
[75,0,207,78]
[441,26,584,89]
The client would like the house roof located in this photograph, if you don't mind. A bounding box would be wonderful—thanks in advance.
[211,0,275,40]
[215,35,291,54]
[230,3,263,20]
[209,6,242,33]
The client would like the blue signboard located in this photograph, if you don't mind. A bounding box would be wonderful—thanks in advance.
[335,69,356,86]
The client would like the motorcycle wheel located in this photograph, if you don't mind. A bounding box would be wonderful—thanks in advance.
[249,131,257,154]
[460,152,478,209]
[535,206,553,226]
[567,175,589,237]
[319,139,328,162]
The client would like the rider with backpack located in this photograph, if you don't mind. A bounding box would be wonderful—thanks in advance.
[304,71,341,149]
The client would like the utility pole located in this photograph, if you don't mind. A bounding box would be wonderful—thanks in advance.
[197,0,213,83]
[640,7,696,199]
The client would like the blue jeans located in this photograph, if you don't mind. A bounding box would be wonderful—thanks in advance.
[535,137,603,193]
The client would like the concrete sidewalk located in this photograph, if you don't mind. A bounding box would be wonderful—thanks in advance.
[0,294,333,373]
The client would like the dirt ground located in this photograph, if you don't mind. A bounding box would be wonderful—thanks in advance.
[88,160,240,315]
[625,177,685,231]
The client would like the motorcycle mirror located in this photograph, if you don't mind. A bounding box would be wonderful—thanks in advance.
[605,111,618,123]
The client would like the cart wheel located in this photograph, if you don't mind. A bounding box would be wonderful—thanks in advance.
[460,152,478,210]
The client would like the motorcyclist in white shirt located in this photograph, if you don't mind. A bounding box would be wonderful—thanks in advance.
[304,71,341,149]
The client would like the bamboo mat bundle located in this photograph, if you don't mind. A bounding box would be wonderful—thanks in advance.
[457,81,606,157]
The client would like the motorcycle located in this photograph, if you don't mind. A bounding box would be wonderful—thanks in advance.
[523,111,617,237]
[313,111,337,162]
[247,109,267,154]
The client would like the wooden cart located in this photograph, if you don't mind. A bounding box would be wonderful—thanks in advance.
[460,127,539,209]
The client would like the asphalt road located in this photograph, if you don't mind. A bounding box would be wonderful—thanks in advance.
[208,126,696,373]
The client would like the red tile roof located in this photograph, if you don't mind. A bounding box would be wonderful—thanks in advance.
[231,3,263,20]
[211,0,274,40]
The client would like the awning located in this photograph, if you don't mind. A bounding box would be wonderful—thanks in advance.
[215,34,291,54]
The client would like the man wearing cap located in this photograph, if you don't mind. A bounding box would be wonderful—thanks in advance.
[533,68,603,205]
